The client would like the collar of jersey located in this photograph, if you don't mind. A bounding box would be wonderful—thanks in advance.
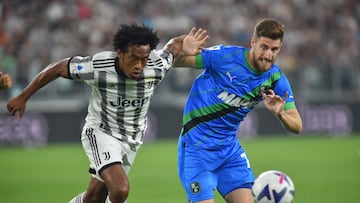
[244,50,264,75]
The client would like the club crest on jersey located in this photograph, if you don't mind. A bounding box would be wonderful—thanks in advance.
[254,85,272,100]
[144,81,156,89]
[190,182,201,194]
[260,85,271,95]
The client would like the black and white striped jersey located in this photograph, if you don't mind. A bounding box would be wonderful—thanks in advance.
[68,50,173,145]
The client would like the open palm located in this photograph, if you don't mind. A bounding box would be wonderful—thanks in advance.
[182,27,209,55]
[262,89,288,114]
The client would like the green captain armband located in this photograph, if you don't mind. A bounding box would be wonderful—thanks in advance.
[195,54,204,69]
[284,101,296,111]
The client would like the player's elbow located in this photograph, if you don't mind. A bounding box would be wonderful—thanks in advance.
[290,123,303,134]
[293,127,302,134]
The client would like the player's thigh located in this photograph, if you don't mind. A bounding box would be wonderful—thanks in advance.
[178,140,218,202]
[224,188,253,203]
[217,144,254,197]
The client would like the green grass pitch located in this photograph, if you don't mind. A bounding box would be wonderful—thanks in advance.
[0,135,359,203]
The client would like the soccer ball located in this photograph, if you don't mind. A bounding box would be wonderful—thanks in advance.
[252,170,295,203]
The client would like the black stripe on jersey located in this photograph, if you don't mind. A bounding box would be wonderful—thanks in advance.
[93,58,115,64]
[138,68,163,142]
[153,59,163,66]
[86,130,102,167]
[133,76,146,141]
[147,58,163,67]
[181,106,239,135]
[98,71,112,136]
[94,64,115,69]
[93,59,115,69]
[116,74,127,140]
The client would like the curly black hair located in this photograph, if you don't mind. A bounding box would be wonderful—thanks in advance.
[112,23,160,52]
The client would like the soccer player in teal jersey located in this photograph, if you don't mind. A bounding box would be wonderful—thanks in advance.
[174,18,303,203]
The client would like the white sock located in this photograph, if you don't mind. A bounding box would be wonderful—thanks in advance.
[68,192,85,203]
[105,195,112,203]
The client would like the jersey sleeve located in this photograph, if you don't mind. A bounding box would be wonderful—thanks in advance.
[196,45,224,70]
[274,75,297,110]
[68,56,94,80]
[151,49,173,71]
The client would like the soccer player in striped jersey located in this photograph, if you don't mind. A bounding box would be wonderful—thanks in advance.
[7,24,209,203]
[174,18,303,203]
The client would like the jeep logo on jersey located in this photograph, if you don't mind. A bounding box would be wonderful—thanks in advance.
[109,96,149,108]
[217,91,259,109]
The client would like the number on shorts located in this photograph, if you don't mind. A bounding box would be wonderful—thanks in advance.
[240,152,251,168]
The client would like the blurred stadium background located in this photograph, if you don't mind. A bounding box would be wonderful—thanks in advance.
[0,0,359,203]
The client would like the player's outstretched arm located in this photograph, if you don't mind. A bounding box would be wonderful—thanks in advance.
[262,90,303,134]
[7,58,70,120]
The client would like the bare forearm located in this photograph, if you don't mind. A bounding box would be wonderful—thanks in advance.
[277,110,303,134]
[20,59,69,100]
[173,52,196,68]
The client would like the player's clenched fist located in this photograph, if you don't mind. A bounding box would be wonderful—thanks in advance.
[0,71,13,89]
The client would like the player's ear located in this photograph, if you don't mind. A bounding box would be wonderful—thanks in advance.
[116,49,125,59]
[116,49,123,55]
[250,37,256,48]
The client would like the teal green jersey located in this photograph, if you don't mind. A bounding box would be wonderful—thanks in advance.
[181,44,296,149]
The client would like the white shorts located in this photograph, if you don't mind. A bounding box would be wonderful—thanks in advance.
[81,124,140,182]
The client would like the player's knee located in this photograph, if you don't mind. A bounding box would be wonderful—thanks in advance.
[108,183,129,203]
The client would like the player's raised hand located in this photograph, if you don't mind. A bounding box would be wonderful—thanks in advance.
[262,89,288,115]
[182,27,209,55]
